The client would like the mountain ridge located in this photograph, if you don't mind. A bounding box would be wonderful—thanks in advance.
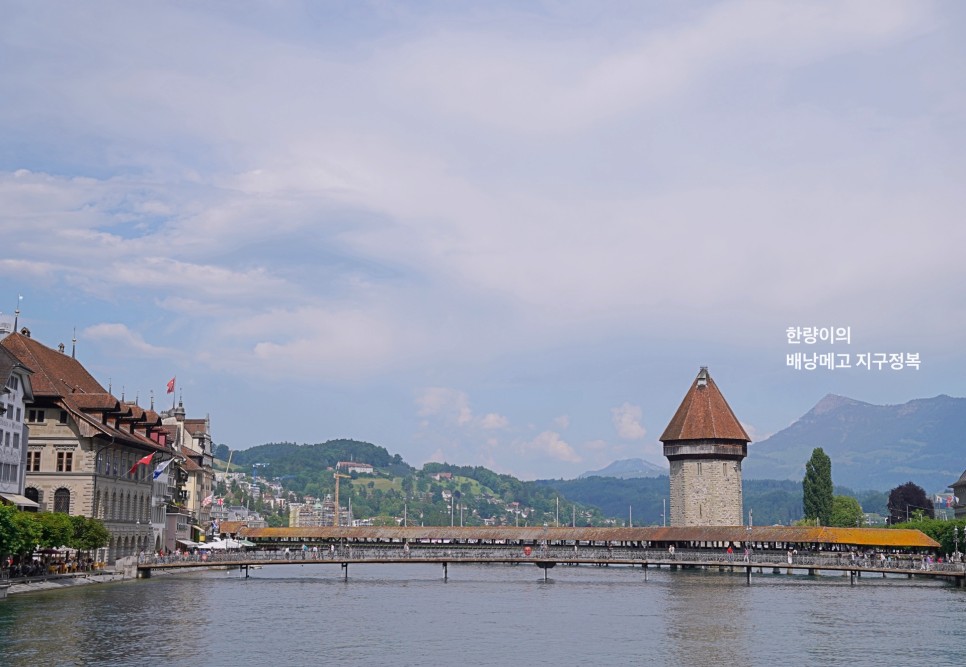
[743,393,966,491]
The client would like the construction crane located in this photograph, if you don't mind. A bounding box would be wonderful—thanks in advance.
[333,472,350,527]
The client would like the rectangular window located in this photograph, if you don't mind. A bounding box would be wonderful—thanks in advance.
[57,451,73,472]
[28,409,45,423]
[15,407,21,422]
[27,451,40,472]
[59,410,69,424]
[13,433,19,449]
[3,431,9,448]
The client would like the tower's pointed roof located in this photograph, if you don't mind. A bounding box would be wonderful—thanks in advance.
[660,367,750,443]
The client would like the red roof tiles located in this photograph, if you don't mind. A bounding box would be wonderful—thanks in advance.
[660,367,750,443]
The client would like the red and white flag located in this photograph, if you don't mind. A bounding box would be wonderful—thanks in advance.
[128,453,154,475]
[166,377,176,394]
[202,494,214,507]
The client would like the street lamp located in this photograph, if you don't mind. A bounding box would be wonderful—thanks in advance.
[954,525,960,560]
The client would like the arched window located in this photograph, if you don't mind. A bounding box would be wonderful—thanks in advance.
[111,491,117,519]
[54,487,71,514]
[25,487,40,503]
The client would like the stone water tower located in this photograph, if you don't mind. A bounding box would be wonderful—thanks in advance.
[661,367,749,526]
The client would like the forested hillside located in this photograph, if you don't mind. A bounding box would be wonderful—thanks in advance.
[219,441,890,527]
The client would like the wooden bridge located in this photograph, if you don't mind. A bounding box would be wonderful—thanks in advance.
[137,544,966,587]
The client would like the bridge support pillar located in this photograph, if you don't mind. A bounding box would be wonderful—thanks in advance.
[643,563,647,582]
[850,570,856,586]
[808,569,816,576]
[746,566,751,586]
[138,568,152,579]
[443,562,448,582]
[341,562,348,581]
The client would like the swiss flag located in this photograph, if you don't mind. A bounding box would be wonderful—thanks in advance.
[166,377,176,394]
[128,453,154,475]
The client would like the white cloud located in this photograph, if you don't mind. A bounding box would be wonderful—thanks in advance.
[521,431,581,464]
[383,0,932,134]
[84,323,176,359]
[416,387,473,426]
[611,403,647,440]
[553,415,570,430]
[480,413,509,430]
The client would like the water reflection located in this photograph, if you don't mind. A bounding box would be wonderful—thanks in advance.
[1,563,965,666]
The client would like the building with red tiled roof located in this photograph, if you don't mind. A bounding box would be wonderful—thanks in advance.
[661,367,750,527]
[161,400,215,549]
[1,329,180,562]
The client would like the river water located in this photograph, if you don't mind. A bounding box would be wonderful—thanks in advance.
[1,563,964,666]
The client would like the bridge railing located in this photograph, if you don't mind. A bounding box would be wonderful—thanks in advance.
[138,546,966,574]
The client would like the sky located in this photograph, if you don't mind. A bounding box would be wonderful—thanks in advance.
[2,1,964,480]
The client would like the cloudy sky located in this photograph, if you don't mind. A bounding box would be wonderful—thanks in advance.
[2,1,964,479]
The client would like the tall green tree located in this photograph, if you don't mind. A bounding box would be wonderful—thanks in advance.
[803,448,833,525]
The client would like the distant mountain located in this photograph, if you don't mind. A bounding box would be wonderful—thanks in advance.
[579,458,668,479]
[744,394,966,492]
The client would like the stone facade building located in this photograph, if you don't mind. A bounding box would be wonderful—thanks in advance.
[0,330,178,562]
[661,367,750,527]
[162,401,215,544]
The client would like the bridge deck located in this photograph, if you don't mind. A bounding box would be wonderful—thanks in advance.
[137,547,966,585]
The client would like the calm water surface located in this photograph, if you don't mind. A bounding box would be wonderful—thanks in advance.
[1,563,964,666]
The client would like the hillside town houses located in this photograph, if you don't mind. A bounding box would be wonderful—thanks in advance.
[0,320,214,563]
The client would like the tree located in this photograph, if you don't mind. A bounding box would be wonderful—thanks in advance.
[36,512,74,549]
[887,481,934,524]
[803,448,833,525]
[69,515,110,554]
[0,504,18,559]
[0,507,43,562]
[829,495,864,527]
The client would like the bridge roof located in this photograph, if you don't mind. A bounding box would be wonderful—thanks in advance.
[238,525,938,549]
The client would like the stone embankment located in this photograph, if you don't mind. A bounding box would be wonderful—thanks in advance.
[1,557,138,599]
